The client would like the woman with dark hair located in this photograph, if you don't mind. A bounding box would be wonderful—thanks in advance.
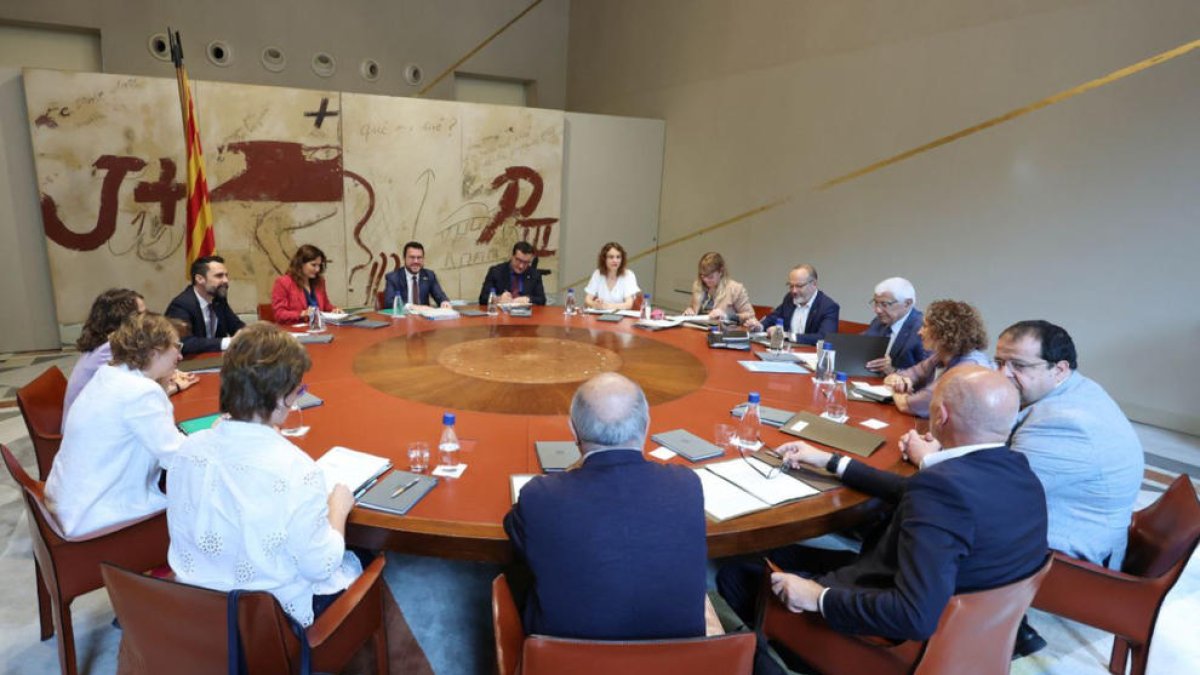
[166,323,363,626]
[46,313,186,537]
[270,244,341,323]
[884,299,994,418]
[584,241,640,310]
[681,252,755,324]
[65,289,196,416]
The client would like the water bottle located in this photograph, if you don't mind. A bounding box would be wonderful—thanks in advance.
[486,289,499,316]
[824,372,849,423]
[391,294,403,319]
[641,294,652,320]
[438,412,460,466]
[768,318,786,352]
[308,307,326,333]
[735,391,762,450]
[815,345,836,384]
[564,288,578,316]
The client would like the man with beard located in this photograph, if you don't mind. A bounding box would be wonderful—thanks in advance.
[166,255,246,355]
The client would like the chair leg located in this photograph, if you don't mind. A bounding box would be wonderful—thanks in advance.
[36,560,53,641]
[1127,637,1152,675]
[1108,636,1130,675]
[373,625,389,675]
[53,599,78,675]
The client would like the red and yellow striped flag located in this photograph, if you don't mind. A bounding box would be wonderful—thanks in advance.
[169,31,215,273]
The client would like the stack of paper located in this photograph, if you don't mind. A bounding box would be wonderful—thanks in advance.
[315,446,392,495]
[695,457,820,521]
[410,306,461,320]
[738,361,807,374]
[634,318,685,330]
[851,381,894,398]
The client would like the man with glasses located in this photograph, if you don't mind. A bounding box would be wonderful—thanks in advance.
[478,241,547,306]
[748,264,839,345]
[903,320,1143,656]
[862,277,930,374]
[716,367,1047,673]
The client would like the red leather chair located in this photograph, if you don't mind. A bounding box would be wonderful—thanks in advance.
[759,556,1053,675]
[102,556,389,675]
[1033,474,1200,675]
[1,444,169,675]
[15,365,67,481]
[492,574,754,675]
[257,302,276,322]
[837,319,870,333]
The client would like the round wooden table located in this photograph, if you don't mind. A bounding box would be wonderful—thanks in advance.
[172,308,916,562]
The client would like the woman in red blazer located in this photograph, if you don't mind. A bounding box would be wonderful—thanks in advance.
[270,244,341,323]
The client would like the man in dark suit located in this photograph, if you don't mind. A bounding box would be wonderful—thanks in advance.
[478,241,546,306]
[383,241,451,308]
[165,255,246,355]
[862,276,930,373]
[717,366,1047,672]
[504,372,708,640]
[748,264,838,345]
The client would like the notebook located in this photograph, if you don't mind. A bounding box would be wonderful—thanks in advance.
[707,332,751,351]
[779,412,885,457]
[295,333,334,344]
[821,333,890,378]
[342,319,388,329]
[535,441,581,472]
[730,403,796,428]
[178,413,222,435]
[177,355,223,373]
[596,313,624,323]
[649,429,724,462]
[458,308,488,317]
[510,474,538,504]
[357,470,438,515]
[315,446,393,495]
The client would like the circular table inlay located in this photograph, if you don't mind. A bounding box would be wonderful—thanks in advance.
[437,337,623,384]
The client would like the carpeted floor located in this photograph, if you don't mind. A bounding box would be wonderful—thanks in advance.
[0,353,1197,674]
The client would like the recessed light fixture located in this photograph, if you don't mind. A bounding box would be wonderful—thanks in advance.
[147,33,171,61]
[206,40,233,67]
[404,63,423,86]
[261,45,286,73]
[360,59,380,82]
[311,52,336,78]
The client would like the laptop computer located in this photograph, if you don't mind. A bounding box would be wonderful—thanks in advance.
[821,333,889,378]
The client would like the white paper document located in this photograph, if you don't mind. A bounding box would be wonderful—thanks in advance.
[432,463,467,478]
[738,360,807,374]
[859,418,889,430]
[796,354,819,370]
[649,446,678,461]
[851,382,895,398]
[704,458,818,506]
[695,469,772,521]
[316,446,392,494]
[410,306,461,320]
[635,318,684,329]
[510,474,536,503]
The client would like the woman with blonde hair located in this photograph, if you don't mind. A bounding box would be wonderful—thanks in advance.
[46,313,186,537]
[681,252,755,324]
[885,299,994,418]
[585,242,640,310]
[271,244,341,323]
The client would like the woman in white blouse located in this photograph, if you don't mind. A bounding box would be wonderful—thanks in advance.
[585,242,640,310]
[166,323,361,627]
[46,313,186,537]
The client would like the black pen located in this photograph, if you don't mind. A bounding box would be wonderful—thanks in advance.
[390,477,421,499]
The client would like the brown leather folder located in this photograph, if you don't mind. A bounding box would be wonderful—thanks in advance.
[778,411,884,457]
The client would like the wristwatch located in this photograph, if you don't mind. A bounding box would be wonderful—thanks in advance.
[824,453,844,474]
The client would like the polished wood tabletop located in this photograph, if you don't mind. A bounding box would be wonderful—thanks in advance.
[172,308,918,563]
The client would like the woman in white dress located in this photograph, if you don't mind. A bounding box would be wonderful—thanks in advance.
[46,313,185,537]
[584,242,640,310]
[166,323,362,626]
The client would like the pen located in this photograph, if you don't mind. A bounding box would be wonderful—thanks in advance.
[390,477,421,499]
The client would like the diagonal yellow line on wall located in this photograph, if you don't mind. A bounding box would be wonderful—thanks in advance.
[561,38,1200,292]
[415,0,544,97]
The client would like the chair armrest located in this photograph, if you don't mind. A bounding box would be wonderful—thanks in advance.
[1032,552,1168,640]
[493,574,526,675]
[307,554,386,647]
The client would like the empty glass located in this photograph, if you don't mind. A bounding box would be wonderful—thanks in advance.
[279,403,309,437]
[408,441,430,473]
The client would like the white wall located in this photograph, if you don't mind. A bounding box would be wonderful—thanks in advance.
[567,0,1200,434]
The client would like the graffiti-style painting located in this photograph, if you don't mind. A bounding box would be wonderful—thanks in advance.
[23,69,563,327]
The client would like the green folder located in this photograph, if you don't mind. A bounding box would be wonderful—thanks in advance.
[178,413,221,435]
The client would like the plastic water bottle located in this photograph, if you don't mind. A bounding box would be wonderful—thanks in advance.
[641,294,652,320]
[816,345,836,384]
[391,294,403,319]
[768,318,786,352]
[735,391,762,450]
[438,412,460,466]
[564,288,578,316]
[308,307,326,333]
[824,372,849,423]
[486,289,499,316]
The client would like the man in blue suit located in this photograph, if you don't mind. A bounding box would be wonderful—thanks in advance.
[862,277,930,373]
[504,372,708,640]
[718,367,1047,672]
[749,264,839,345]
[165,255,246,355]
[383,241,451,308]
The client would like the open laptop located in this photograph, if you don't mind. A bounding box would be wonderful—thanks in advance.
[822,333,889,378]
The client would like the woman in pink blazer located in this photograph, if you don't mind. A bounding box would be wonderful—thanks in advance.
[270,244,340,323]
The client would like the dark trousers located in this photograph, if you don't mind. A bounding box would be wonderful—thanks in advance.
[716,545,859,628]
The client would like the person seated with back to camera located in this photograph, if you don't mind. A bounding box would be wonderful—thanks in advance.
[884,299,993,418]
[46,313,187,537]
[65,287,197,419]
[166,323,373,627]
[270,244,342,324]
[584,241,640,311]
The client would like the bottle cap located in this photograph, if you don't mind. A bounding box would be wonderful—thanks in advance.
[568,288,574,293]
[748,391,760,404]
[443,412,456,425]
[836,372,848,382]
[644,293,651,299]
[775,318,783,326]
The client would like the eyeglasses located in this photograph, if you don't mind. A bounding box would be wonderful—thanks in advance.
[995,358,1050,373]
[741,448,782,480]
[868,299,901,309]
[787,280,814,290]
[173,341,184,351]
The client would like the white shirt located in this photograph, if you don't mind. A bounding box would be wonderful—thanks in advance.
[45,363,183,537]
[585,269,640,305]
[167,420,362,627]
[790,296,813,337]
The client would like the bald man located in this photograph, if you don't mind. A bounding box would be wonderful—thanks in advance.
[503,373,707,640]
[717,367,1048,672]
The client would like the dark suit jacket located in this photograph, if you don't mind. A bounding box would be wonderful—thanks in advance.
[165,287,246,355]
[863,308,930,370]
[503,449,707,640]
[383,267,449,307]
[760,289,839,345]
[478,261,546,305]
[818,446,1048,641]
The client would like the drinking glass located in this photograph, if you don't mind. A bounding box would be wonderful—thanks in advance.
[408,441,430,473]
